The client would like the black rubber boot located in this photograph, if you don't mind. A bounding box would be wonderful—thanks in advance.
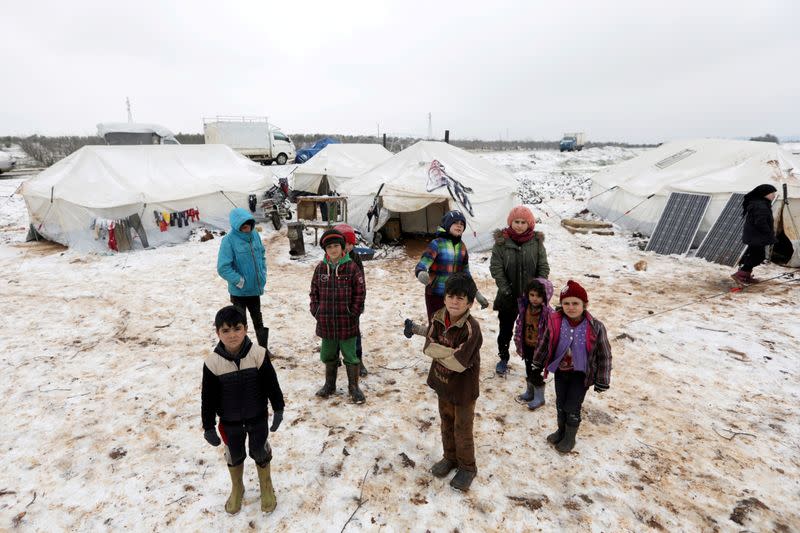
[449,469,476,491]
[359,361,368,377]
[555,413,580,453]
[546,409,566,445]
[430,458,457,478]
[256,327,269,350]
[315,363,338,398]
[345,364,366,404]
[517,381,535,402]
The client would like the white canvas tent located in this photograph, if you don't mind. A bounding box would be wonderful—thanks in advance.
[20,145,272,252]
[588,138,800,266]
[339,141,519,252]
[291,144,393,194]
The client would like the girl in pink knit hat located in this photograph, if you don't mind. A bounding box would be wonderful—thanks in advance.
[489,206,550,378]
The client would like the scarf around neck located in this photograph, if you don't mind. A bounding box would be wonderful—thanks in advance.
[503,226,535,245]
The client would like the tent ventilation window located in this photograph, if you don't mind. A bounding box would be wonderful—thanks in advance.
[655,149,696,169]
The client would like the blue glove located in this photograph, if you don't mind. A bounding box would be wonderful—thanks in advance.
[204,428,221,446]
[270,410,283,432]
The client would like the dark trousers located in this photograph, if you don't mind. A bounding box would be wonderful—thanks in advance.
[740,245,766,272]
[554,371,587,421]
[425,293,445,323]
[219,417,272,467]
[438,397,477,472]
[522,345,545,386]
[230,295,264,331]
[497,307,518,360]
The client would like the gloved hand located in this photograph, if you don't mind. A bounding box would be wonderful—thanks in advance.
[204,428,221,446]
[475,291,489,310]
[594,382,609,394]
[235,277,245,289]
[270,410,283,432]
[403,319,416,339]
[416,271,430,285]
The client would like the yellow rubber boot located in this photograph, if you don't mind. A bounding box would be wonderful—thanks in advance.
[256,463,277,513]
[225,464,245,514]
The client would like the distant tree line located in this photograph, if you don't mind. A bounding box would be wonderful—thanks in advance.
[0,132,659,167]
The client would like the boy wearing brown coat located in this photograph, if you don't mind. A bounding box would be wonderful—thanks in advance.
[404,272,483,491]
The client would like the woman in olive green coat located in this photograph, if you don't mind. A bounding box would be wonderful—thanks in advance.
[489,206,549,375]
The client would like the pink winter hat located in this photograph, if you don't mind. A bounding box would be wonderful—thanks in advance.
[507,206,535,229]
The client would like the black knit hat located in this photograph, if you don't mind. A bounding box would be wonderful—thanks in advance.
[320,228,346,249]
[441,210,467,231]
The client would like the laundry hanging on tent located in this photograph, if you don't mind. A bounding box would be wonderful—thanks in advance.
[92,213,152,252]
[153,208,200,232]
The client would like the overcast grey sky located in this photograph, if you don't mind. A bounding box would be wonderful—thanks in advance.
[2,1,798,143]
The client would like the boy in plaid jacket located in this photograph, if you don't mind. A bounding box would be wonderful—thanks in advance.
[310,229,367,403]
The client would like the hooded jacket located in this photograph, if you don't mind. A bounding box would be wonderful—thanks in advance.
[309,254,366,339]
[217,208,267,297]
[512,278,554,356]
[742,197,776,247]
[414,228,471,297]
[489,229,549,312]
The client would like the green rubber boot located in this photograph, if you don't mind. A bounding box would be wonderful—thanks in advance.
[225,463,245,514]
[257,463,277,513]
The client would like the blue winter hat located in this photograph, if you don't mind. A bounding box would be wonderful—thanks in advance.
[441,210,467,231]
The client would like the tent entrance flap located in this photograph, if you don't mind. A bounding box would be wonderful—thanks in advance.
[399,201,448,234]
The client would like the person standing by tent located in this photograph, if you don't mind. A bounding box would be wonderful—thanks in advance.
[489,206,549,376]
[334,223,368,377]
[217,208,270,350]
[310,229,367,403]
[414,210,489,322]
[732,184,778,286]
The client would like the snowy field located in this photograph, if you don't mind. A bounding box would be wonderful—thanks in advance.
[1,148,799,532]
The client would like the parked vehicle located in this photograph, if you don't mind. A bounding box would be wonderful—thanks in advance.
[0,151,16,174]
[261,177,293,229]
[559,132,586,152]
[97,123,180,145]
[203,116,295,165]
[295,137,339,163]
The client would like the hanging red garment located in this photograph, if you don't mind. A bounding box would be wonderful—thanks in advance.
[108,221,118,251]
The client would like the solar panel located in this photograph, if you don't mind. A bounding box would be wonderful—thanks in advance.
[654,148,696,169]
[645,192,711,255]
[696,193,746,266]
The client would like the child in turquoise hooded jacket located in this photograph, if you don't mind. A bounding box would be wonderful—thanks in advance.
[217,208,269,349]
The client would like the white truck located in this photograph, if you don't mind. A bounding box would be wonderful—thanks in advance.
[559,132,586,152]
[203,116,296,165]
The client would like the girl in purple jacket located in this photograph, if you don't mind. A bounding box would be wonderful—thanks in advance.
[533,280,612,453]
[512,278,554,410]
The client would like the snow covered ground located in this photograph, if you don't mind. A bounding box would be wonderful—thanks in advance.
[1,148,798,532]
